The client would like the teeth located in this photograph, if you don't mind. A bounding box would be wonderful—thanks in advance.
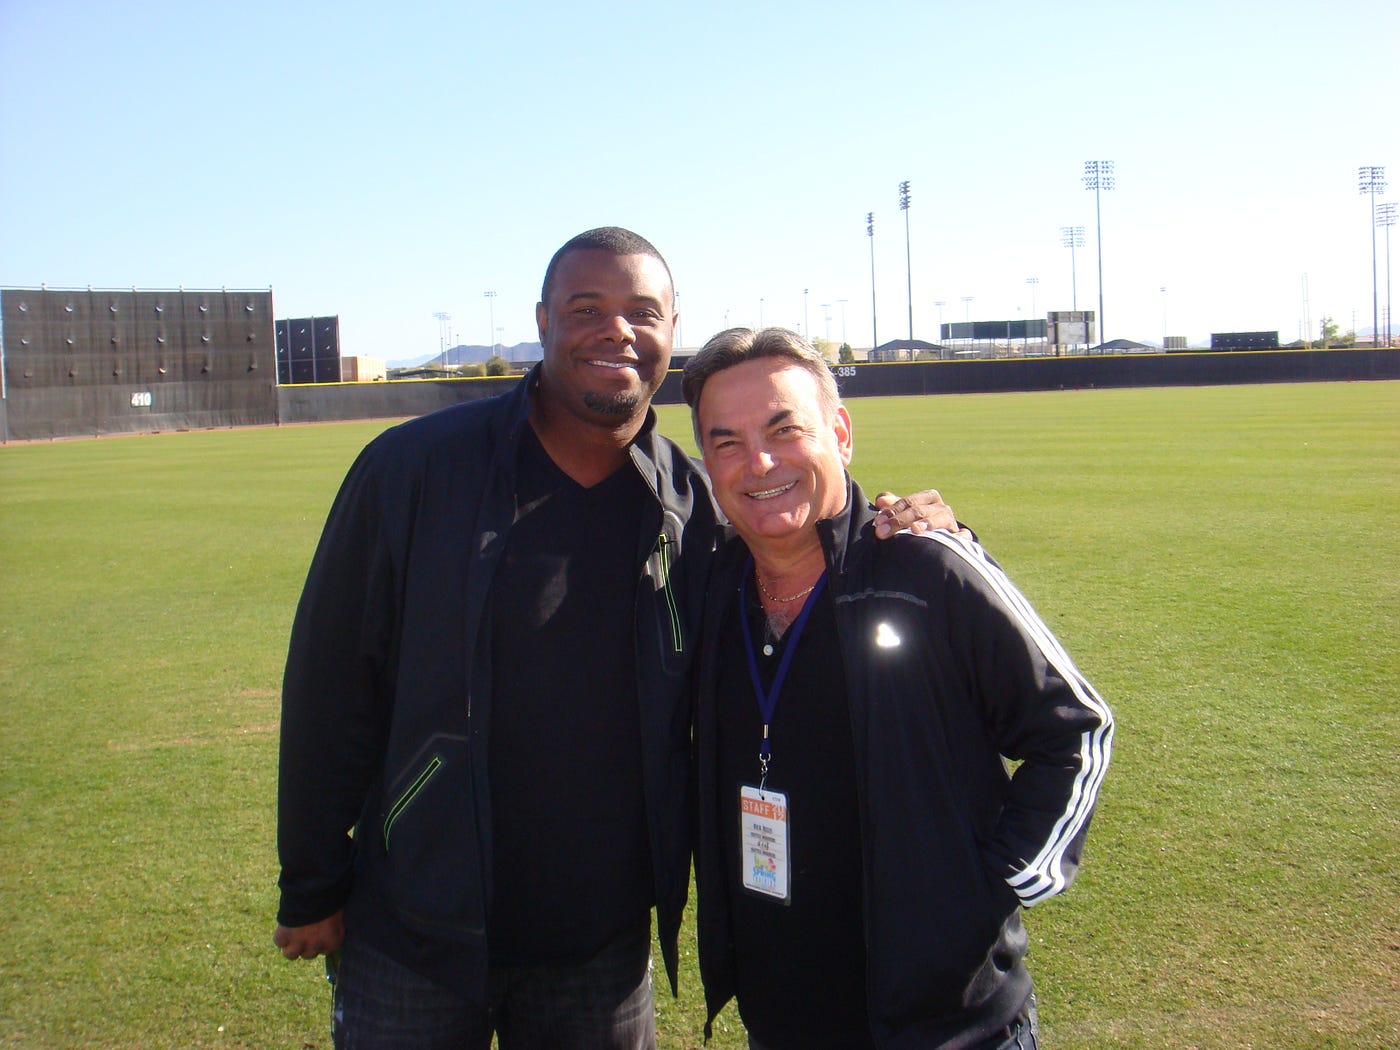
[589,359,634,369]
[748,481,796,500]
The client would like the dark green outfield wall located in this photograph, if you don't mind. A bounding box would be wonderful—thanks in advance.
[275,348,1399,426]
[817,347,1398,399]
[6,347,1394,440]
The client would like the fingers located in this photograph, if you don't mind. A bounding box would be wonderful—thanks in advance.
[273,914,346,961]
[873,490,956,538]
[273,926,315,960]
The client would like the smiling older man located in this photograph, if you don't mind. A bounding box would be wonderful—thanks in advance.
[683,327,1114,1050]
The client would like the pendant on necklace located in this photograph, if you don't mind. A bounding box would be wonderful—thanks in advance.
[762,643,774,657]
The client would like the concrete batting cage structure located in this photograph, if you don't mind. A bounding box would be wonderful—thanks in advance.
[1,287,277,441]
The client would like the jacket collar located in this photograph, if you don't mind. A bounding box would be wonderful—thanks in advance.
[816,474,877,581]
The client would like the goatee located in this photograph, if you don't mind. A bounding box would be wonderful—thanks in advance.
[582,391,640,416]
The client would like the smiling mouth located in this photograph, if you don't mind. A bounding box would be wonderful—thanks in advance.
[747,481,796,500]
[587,358,638,371]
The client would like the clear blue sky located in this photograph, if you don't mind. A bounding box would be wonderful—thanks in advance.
[2,0,1395,358]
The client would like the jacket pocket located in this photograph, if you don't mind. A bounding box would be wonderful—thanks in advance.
[372,733,485,937]
[649,523,686,657]
[383,752,443,849]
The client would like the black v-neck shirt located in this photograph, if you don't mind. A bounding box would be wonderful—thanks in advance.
[487,426,653,965]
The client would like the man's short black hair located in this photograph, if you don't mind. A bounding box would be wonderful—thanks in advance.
[539,227,674,305]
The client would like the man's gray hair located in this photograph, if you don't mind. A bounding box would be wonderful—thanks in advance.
[682,327,841,446]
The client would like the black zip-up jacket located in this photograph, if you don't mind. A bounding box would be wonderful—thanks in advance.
[276,366,716,1001]
[696,479,1113,1048]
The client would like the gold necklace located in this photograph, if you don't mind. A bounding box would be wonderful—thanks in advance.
[755,569,816,604]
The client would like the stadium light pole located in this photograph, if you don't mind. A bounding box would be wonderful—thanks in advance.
[803,288,809,339]
[934,299,946,343]
[1060,226,1084,311]
[1160,286,1168,347]
[483,291,497,356]
[1378,202,1396,347]
[820,302,831,343]
[900,181,913,341]
[433,311,449,364]
[866,212,878,353]
[1083,160,1115,347]
[1025,278,1039,350]
[837,299,848,346]
[1358,166,1386,346]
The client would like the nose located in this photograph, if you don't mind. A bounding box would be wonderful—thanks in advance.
[749,448,776,475]
[601,312,635,344]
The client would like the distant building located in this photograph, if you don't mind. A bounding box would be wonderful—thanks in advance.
[869,338,946,362]
[341,356,386,382]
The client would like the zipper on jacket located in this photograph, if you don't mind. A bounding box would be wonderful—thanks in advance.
[656,531,684,654]
[383,754,443,849]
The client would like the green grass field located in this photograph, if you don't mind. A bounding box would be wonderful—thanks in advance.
[1,381,1396,1048]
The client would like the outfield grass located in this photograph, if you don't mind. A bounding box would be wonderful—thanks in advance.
[1,381,1396,1048]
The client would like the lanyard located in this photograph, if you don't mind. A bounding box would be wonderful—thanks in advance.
[738,556,828,787]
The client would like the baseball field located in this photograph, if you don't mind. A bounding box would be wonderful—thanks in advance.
[1,380,1395,1048]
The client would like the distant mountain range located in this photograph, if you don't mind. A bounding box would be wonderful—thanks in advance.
[387,342,542,370]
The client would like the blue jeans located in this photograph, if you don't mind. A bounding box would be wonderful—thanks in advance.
[991,996,1039,1050]
[328,926,655,1050]
[746,994,1038,1050]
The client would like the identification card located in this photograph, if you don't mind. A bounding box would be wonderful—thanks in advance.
[739,785,791,901]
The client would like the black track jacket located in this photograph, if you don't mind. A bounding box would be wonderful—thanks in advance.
[696,479,1113,1049]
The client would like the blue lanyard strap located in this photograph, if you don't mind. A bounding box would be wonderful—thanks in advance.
[738,555,828,785]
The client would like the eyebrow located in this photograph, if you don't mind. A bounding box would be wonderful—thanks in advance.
[563,291,666,311]
[705,409,794,442]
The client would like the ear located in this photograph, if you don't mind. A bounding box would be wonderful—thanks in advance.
[535,301,549,344]
[834,405,854,466]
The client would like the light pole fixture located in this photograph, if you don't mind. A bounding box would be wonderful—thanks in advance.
[1378,201,1396,347]
[1359,166,1387,346]
[866,212,878,352]
[1060,226,1085,311]
[1083,160,1115,345]
[899,180,913,341]
[483,291,497,355]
